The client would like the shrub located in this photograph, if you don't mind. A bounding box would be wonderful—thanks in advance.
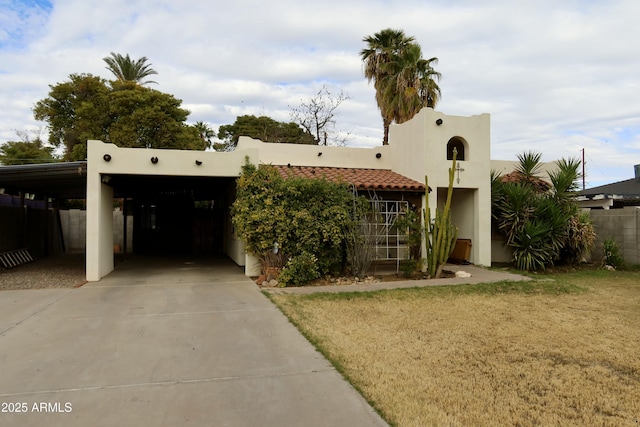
[563,211,596,263]
[232,158,356,283]
[491,152,593,271]
[602,236,624,269]
[343,188,379,279]
[278,252,321,286]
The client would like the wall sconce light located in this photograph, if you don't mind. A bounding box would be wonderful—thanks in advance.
[318,152,322,156]
[376,153,382,159]
[103,154,112,162]
[151,156,159,164]
[195,160,203,165]
[436,118,443,126]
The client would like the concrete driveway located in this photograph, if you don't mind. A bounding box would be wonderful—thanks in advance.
[0,256,387,426]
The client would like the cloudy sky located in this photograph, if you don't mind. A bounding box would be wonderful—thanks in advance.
[1,0,639,187]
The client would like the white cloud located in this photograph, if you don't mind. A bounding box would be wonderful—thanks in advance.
[1,0,639,186]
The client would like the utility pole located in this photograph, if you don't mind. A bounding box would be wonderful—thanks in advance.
[581,148,585,190]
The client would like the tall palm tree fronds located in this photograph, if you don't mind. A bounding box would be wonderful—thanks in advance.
[103,52,158,85]
[193,121,215,149]
[361,28,438,145]
[379,43,441,126]
[549,157,582,196]
[515,151,544,179]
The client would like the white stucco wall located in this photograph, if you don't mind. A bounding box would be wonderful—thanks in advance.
[86,140,257,281]
[389,108,492,266]
[86,174,114,281]
[237,136,393,169]
[86,108,493,280]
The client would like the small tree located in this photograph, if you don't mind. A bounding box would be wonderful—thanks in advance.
[343,186,379,279]
[290,84,350,146]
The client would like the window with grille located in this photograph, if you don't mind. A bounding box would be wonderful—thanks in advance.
[370,200,410,262]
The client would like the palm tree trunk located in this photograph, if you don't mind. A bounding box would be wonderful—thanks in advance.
[383,117,391,145]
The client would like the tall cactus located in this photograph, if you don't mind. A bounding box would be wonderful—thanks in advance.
[424,149,459,278]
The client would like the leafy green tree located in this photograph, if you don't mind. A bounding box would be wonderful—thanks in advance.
[0,131,58,165]
[216,115,315,151]
[103,52,158,85]
[33,74,204,160]
[106,81,203,152]
[361,28,441,145]
[33,73,109,160]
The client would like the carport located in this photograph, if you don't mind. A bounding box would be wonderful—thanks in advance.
[86,140,254,281]
[0,161,87,258]
[104,174,236,255]
[0,147,249,281]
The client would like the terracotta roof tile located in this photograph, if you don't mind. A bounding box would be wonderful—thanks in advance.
[272,165,425,192]
[500,170,551,192]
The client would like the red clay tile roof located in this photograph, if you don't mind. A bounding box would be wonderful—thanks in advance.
[272,165,425,192]
[500,171,551,192]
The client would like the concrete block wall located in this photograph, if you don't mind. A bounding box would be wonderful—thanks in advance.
[588,207,640,265]
[59,209,132,254]
[59,209,86,253]
[112,209,133,253]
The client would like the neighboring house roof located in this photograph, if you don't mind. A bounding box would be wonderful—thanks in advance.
[272,165,426,192]
[499,170,551,192]
[578,177,640,205]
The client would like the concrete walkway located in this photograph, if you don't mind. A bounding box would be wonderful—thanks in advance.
[265,264,531,295]
[0,256,387,427]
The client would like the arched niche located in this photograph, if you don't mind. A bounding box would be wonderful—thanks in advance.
[447,136,468,161]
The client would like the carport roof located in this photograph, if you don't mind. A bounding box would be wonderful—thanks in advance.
[0,161,87,199]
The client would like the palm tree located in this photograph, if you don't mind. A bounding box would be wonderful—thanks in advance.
[103,52,158,85]
[193,121,215,149]
[379,43,441,126]
[360,29,415,145]
[360,29,441,145]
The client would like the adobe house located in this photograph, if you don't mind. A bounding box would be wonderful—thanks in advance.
[85,107,491,281]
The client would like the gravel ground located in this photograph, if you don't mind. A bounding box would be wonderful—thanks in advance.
[0,254,87,290]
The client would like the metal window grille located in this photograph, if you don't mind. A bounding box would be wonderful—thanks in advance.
[370,200,410,269]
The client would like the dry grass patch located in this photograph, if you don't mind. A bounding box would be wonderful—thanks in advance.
[268,271,640,427]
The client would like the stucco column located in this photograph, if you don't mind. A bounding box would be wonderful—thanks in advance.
[86,172,114,281]
[475,185,491,266]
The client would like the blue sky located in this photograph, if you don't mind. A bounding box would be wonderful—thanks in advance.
[1,0,639,187]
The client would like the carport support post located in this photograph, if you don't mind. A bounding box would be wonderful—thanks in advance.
[86,172,114,281]
[123,196,128,259]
